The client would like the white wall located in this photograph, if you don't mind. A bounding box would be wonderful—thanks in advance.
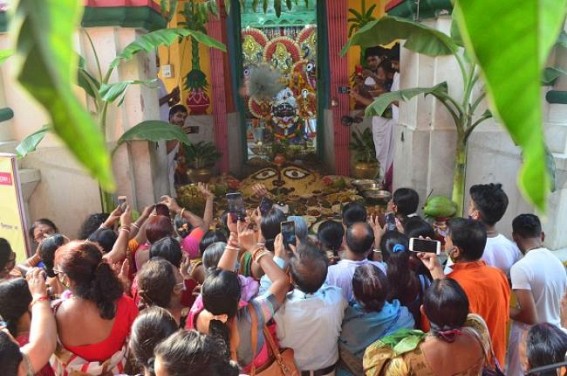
[393,16,567,248]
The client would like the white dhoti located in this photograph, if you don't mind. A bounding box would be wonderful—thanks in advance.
[506,321,530,376]
[371,116,396,180]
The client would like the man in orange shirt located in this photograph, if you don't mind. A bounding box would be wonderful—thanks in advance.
[419,218,510,367]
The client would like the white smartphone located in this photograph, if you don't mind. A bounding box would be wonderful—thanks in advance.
[408,238,441,255]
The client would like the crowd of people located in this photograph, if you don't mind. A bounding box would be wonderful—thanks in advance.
[0,182,566,376]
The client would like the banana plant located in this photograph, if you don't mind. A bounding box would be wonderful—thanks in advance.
[14,6,226,211]
[342,7,562,214]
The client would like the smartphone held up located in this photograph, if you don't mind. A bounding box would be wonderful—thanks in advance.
[280,221,296,249]
[408,238,441,255]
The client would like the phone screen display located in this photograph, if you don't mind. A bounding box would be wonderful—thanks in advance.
[280,221,296,248]
[226,193,246,221]
[385,213,397,232]
[409,238,441,254]
[259,197,273,216]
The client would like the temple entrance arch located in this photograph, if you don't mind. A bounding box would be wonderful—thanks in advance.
[228,1,326,165]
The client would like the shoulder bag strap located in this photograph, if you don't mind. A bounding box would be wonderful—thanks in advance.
[248,304,259,376]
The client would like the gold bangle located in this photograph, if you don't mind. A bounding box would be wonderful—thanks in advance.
[254,251,272,264]
[119,226,131,234]
[131,223,140,230]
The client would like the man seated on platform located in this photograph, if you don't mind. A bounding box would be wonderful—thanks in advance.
[166,105,189,192]
[269,241,346,376]
[326,222,386,303]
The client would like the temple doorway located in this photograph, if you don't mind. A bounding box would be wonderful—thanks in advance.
[238,1,320,163]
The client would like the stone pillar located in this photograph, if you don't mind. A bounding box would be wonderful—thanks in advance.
[326,1,350,175]
[393,15,537,240]
[79,26,165,209]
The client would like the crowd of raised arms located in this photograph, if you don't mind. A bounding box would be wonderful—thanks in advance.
[0,182,566,376]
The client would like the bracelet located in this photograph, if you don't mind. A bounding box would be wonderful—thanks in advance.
[251,245,266,261]
[256,242,265,247]
[372,249,382,253]
[226,245,239,252]
[131,223,140,230]
[30,296,49,307]
[99,223,108,229]
[119,226,131,234]
[179,208,186,217]
[254,250,272,263]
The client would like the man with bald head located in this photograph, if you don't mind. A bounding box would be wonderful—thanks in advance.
[326,222,387,302]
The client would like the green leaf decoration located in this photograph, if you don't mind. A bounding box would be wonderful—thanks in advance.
[116,120,191,149]
[14,0,114,191]
[542,67,567,85]
[286,0,292,10]
[453,0,567,211]
[0,50,13,64]
[274,0,282,17]
[342,15,458,57]
[16,127,50,158]
[99,79,158,105]
[365,83,449,117]
[110,28,226,70]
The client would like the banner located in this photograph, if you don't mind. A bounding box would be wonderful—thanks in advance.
[0,153,30,262]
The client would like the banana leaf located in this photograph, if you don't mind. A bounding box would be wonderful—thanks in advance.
[110,28,226,71]
[365,83,449,117]
[15,126,50,158]
[99,79,158,105]
[341,15,458,57]
[115,120,191,153]
[0,50,13,64]
[14,0,114,190]
[453,0,567,211]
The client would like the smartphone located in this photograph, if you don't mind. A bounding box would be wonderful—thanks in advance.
[117,195,127,211]
[385,213,397,232]
[259,197,273,216]
[226,192,246,221]
[338,86,351,94]
[280,221,296,249]
[408,238,441,254]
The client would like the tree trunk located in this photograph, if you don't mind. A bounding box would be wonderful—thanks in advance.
[451,134,467,216]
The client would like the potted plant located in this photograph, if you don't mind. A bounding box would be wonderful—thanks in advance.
[349,127,379,179]
[184,141,221,183]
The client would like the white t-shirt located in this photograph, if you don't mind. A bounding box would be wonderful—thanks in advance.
[326,259,386,303]
[510,247,567,327]
[481,234,522,276]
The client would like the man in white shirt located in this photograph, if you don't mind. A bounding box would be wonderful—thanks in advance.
[506,214,567,376]
[273,242,347,375]
[326,222,386,303]
[468,183,522,276]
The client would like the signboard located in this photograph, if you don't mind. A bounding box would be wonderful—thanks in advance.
[0,153,30,262]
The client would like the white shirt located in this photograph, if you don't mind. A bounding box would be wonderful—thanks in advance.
[326,259,386,303]
[510,247,567,327]
[158,79,169,122]
[481,234,522,276]
[274,285,347,371]
[391,71,400,121]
